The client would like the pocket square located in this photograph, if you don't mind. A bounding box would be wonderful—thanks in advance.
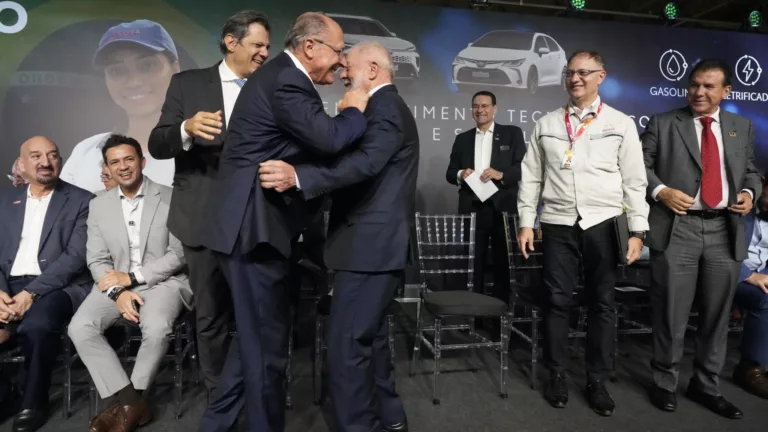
[500,145,510,151]
[13,200,21,204]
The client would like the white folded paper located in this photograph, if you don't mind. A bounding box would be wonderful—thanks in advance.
[464,171,498,202]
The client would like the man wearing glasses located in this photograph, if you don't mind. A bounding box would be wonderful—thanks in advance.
[517,50,649,416]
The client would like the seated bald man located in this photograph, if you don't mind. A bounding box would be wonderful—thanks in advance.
[0,136,93,432]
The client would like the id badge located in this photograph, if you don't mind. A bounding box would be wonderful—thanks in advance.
[560,150,574,170]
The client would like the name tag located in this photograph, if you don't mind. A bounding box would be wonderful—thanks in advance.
[500,145,510,151]
[560,150,574,170]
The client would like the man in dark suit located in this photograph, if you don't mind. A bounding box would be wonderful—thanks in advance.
[149,10,270,398]
[445,91,526,303]
[260,41,416,432]
[643,59,762,419]
[0,136,93,432]
[200,12,369,432]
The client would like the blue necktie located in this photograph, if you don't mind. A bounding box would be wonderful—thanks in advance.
[235,78,247,88]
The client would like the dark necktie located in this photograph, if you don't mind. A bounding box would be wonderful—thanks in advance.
[235,78,247,88]
[699,116,722,208]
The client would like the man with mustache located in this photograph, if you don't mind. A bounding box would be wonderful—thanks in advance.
[0,136,93,432]
[261,41,417,432]
[643,59,761,419]
[201,12,369,432]
[149,10,271,403]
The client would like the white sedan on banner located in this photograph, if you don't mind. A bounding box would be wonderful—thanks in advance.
[452,30,567,94]
[328,13,420,81]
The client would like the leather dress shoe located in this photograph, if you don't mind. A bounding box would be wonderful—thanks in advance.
[384,419,408,432]
[733,364,768,399]
[586,380,615,417]
[12,409,48,432]
[650,387,677,412]
[544,373,568,408]
[686,385,742,419]
[90,400,152,432]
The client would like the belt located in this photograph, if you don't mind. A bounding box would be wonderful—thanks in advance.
[8,275,37,282]
[685,209,729,219]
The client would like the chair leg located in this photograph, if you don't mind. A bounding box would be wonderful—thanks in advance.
[409,300,423,377]
[611,307,619,383]
[432,318,442,405]
[499,313,510,399]
[286,320,294,410]
[186,322,200,386]
[89,378,98,420]
[468,317,477,361]
[531,309,540,391]
[313,316,324,405]
[62,336,71,419]
[174,329,183,420]
[387,314,396,365]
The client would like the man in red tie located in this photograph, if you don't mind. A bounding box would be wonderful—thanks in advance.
[642,59,762,419]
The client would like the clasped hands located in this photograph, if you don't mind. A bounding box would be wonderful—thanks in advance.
[0,290,34,323]
[657,187,752,216]
[460,168,503,182]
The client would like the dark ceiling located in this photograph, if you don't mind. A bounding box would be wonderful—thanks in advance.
[382,0,768,31]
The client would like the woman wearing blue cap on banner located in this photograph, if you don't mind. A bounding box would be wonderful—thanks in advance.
[60,19,179,192]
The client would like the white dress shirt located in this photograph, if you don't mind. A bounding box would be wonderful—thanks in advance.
[10,187,54,276]
[285,50,315,88]
[181,60,244,151]
[457,123,495,183]
[117,182,146,284]
[650,108,751,208]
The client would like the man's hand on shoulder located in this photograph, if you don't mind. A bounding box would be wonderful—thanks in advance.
[338,88,369,113]
[260,160,297,193]
[184,110,223,141]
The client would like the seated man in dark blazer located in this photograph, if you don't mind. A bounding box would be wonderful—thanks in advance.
[446,90,526,303]
[0,136,93,432]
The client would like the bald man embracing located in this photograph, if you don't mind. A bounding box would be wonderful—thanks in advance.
[0,136,93,432]
[260,42,417,431]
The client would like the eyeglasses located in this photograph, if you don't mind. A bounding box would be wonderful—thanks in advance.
[311,39,344,56]
[564,69,604,78]
[100,174,112,181]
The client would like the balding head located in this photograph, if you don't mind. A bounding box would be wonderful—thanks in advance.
[19,136,61,187]
[284,12,345,85]
[340,41,393,93]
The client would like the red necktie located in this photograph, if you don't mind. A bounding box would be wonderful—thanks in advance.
[699,116,722,208]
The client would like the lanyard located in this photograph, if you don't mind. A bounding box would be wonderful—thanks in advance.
[564,101,603,149]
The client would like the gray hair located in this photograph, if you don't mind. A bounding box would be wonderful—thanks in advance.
[350,41,394,76]
[284,12,329,51]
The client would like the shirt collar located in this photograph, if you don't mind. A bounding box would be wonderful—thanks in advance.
[693,107,721,124]
[369,83,392,96]
[219,59,240,82]
[118,178,145,200]
[26,185,54,200]
[568,95,601,119]
[476,123,494,135]
[284,50,314,86]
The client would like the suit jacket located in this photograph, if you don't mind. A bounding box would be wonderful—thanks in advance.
[148,64,226,247]
[86,177,192,309]
[0,180,93,310]
[295,85,419,272]
[203,51,367,257]
[445,123,526,214]
[642,107,762,261]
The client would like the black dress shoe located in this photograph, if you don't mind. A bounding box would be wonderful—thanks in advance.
[384,420,408,432]
[544,373,568,408]
[686,386,743,419]
[12,409,48,432]
[650,387,677,412]
[586,381,615,417]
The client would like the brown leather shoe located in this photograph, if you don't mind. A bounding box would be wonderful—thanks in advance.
[734,364,768,399]
[89,400,151,432]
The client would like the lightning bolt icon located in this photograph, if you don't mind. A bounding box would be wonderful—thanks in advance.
[743,59,755,82]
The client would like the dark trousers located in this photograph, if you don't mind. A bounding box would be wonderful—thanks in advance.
[182,244,233,395]
[328,270,406,432]
[0,277,72,410]
[541,219,617,382]
[734,281,768,365]
[470,201,510,302]
[651,215,740,396]
[201,244,291,432]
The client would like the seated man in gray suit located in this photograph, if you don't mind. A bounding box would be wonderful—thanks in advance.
[68,134,192,432]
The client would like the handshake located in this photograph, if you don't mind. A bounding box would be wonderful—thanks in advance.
[338,87,369,113]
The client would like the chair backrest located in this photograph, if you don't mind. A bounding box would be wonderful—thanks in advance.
[502,213,544,293]
[414,212,477,292]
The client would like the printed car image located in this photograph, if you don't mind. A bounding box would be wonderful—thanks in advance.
[452,30,567,94]
[329,13,420,80]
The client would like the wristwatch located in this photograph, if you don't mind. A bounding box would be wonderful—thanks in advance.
[26,290,40,303]
[128,272,139,288]
[108,287,126,301]
[630,231,646,241]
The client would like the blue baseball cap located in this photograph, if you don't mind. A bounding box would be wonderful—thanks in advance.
[93,19,178,66]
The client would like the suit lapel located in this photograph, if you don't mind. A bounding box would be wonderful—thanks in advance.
[674,110,702,170]
[467,128,477,170]
[108,190,131,259]
[209,64,227,131]
[7,187,27,257]
[490,124,502,167]
[138,181,160,260]
[720,111,740,197]
[39,183,68,253]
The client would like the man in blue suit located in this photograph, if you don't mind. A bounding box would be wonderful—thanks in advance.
[260,41,417,432]
[733,176,768,399]
[201,12,369,432]
[0,136,93,432]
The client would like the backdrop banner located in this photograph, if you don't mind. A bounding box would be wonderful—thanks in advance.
[1,0,767,214]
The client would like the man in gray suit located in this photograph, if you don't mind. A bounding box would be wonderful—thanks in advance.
[68,134,192,432]
[643,59,762,419]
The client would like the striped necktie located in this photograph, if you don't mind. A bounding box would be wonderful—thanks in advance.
[235,78,247,88]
